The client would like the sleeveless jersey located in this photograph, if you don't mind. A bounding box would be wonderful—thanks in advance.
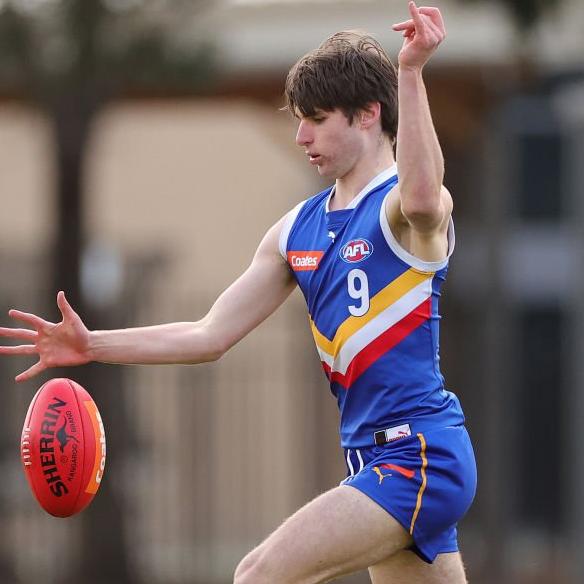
[280,166,465,448]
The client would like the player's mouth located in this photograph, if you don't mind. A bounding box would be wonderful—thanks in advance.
[307,153,322,165]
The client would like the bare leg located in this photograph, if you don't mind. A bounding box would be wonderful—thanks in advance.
[369,550,467,584]
[233,485,411,584]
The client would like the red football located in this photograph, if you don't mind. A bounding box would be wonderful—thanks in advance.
[20,378,106,517]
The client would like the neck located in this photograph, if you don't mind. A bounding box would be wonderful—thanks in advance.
[333,142,395,209]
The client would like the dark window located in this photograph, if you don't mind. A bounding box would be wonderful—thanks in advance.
[517,133,563,220]
[515,306,564,530]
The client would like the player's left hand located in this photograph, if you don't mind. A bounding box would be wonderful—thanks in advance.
[392,2,446,70]
[0,291,91,382]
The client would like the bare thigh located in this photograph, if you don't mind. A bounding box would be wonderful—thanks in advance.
[369,550,467,584]
[234,485,412,584]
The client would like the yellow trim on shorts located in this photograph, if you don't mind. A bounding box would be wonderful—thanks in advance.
[409,432,428,534]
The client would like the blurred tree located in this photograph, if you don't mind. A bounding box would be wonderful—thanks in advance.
[0,0,214,312]
[0,1,215,582]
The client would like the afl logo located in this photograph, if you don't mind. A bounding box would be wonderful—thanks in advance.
[340,238,374,263]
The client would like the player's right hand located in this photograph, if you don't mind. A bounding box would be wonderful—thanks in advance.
[0,291,91,382]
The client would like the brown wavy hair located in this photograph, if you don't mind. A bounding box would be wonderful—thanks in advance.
[284,30,398,141]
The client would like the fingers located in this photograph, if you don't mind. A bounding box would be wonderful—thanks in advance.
[0,327,37,341]
[418,6,446,33]
[392,19,413,31]
[392,4,445,37]
[9,309,49,330]
[57,290,77,322]
[408,1,425,29]
[419,15,443,41]
[15,361,46,383]
[392,20,416,40]
[393,18,444,45]
[395,21,439,41]
[417,7,445,39]
[0,345,43,382]
[0,344,37,356]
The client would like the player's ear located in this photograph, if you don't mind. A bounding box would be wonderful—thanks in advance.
[358,102,381,129]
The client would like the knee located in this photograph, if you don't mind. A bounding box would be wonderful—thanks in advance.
[233,550,263,584]
[233,549,269,584]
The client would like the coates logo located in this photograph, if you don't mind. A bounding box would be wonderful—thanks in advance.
[287,251,324,272]
[340,239,373,263]
[84,401,106,495]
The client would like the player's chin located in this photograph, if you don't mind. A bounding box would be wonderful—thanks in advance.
[315,162,335,178]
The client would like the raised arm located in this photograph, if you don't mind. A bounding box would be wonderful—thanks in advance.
[0,217,296,382]
[390,2,452,251]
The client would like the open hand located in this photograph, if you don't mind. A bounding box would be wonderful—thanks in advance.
[0,291,91,382]
[392,2,446,70]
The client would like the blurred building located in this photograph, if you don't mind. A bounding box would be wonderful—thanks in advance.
[1,0,584,583]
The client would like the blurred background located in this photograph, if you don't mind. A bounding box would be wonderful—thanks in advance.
[0,0,583,582]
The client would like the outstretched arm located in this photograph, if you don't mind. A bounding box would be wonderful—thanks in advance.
[391,2,452,238]
[0,218,296,382]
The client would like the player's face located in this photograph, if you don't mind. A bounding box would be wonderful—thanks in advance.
[295,108,364,179]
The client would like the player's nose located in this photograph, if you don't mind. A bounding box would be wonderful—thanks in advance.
[295,120,313,147]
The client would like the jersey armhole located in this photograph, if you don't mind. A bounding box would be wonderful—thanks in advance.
[379,192,455,272]
[278,200,307,259]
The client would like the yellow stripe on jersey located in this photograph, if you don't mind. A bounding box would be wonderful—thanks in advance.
[410,433,428,534]
[310,268,434,357]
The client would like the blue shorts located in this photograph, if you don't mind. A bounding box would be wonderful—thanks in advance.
[341,425,477,563]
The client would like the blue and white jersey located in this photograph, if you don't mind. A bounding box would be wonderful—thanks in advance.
[280,166,465,448]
